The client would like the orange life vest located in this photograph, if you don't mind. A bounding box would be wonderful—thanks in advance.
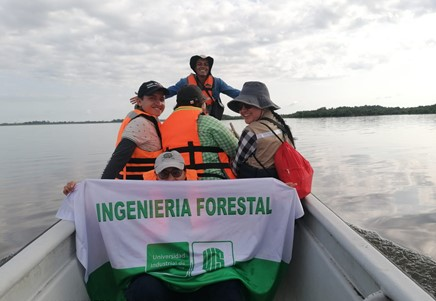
[142,169,198,180]
[187,73,215,105]
[161,107,235,179]
[116,109,162,180]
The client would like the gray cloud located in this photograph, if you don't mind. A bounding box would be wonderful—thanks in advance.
[1,0,436,122]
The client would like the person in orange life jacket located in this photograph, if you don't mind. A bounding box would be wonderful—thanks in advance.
[62,81,168,195]
[130,55,240,120]
[125,154,246,301]
[160,85,238,180]
[100,80,168,180]
[63,151,197,194]
[227,81,297,187]
[142,150,198,180]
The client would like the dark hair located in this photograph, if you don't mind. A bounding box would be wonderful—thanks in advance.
[271,110,296,147]
[174,98,204,109]
[175,85,205,109]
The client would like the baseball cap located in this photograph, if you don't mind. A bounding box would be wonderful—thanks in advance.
[137,81,169,98]
[154,151,185,174]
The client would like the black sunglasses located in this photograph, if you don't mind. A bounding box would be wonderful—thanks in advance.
[238,103,255,111]
[157,168,184,179]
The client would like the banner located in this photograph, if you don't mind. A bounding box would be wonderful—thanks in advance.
[57,178,304,301]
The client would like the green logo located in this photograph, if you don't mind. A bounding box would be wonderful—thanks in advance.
[146,242,190,277]
[146,241,235,277]
[202,247,225,272]
[191,241,234,276]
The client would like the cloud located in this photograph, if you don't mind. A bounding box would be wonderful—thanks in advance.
[1,0,436,122]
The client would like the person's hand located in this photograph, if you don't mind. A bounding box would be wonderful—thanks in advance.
[130,96,139,105]
[63,181,77,195]
[285,182,297,188]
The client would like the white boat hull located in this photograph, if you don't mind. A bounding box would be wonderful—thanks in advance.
[0,221,88,301]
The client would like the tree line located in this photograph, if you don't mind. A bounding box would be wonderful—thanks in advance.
[0,119,123,126]
[281,104,436,118]
[2,104,435,125]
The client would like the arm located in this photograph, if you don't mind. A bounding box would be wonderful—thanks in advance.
[231,128,257,175]
[101,138,137,179]
[214,77,240,99]
[166,77,188,99]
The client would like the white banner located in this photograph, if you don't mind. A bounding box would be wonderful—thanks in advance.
[57,178,304,282]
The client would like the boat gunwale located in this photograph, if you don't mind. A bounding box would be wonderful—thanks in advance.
[304,193,434,301]
[0,220,75,298]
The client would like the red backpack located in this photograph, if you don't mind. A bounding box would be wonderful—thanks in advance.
[259,120,314,199]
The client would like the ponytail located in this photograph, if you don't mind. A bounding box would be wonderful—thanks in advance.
[271,111,296,147]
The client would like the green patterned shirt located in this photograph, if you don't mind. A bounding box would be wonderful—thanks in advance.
[197,115,238,179]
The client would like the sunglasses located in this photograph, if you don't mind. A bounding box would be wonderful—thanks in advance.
[157,168,184,179]
[238,103,256,111]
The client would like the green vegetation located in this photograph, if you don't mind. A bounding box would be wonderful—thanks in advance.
[2,104,435,125]
[283,104,436,118]
[1,119,123,126]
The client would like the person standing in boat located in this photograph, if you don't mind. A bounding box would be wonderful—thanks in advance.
[63,80,168,194]
[131,55,240,120]
[227,81,296,179]
[167,55,240,120]
[160,85,238,180]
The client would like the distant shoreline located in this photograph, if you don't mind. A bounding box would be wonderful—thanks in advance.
[2,104,435,126]
[0,120,123,126]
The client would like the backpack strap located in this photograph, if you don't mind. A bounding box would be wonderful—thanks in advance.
[250,121,283,176]
[260,117,285,131]
[259,122,284,143]
[260,116,295,146]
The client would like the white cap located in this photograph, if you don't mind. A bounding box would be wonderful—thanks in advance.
[154,151,185,174]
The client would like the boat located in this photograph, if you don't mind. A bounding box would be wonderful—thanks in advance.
[0,193,434,301]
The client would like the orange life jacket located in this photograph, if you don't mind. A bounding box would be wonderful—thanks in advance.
[142,169,198,180]
[116,109,162,180]
[187,73,215,105]
[161,107,235,179]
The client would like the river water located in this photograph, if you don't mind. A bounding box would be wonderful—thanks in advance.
[0,114,435,295]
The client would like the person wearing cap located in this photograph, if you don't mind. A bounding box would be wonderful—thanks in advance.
[127,152,244,301]
[142,150,198,180]
[160,85,238,180]
[101,80,169,180]
[165,55,240,120]
[63,151,197,195]
[227,81,296,179]
[63,81,169,195]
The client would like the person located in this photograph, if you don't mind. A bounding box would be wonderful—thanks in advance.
[227,81,296,180]
[102,80,168,180]
[160,85,238,180]
[64,152,245,299]
[131,55,240,120]
[125,150,246,301]
[63,80,168,195]
[142,150,198,180]
[126,275,245,301]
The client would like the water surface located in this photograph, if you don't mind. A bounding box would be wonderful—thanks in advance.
[0,116,435,294]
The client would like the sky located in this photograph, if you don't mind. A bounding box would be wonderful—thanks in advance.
[1,0,436,123]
